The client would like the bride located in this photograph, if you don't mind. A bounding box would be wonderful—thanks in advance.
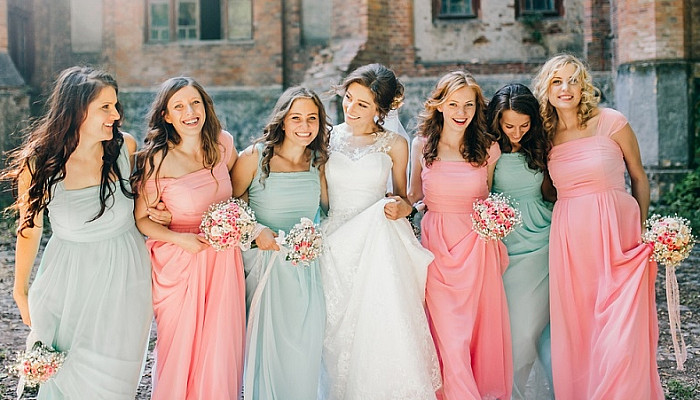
[320,63,441,400]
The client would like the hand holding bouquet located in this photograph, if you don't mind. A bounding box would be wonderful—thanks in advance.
[471,193,522,241]
[642,214,695,268]
[642,214,695,371]
[200,197,257,251]
[283,217,323,266]
[8,341,66,392]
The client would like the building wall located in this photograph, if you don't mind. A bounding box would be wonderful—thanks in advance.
[105,0,283,88]
[0,0,7,50]
[413,0,585,65]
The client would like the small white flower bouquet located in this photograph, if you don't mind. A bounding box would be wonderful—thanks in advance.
[8,341,66,392]
[642,214,695,371]
[471,193,522,241]
[642,214,695,268]
[200,197,257,251]
[283,217,323,266]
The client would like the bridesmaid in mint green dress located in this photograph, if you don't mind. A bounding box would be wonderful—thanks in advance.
[232,87,330,400]
[487,84,555,399]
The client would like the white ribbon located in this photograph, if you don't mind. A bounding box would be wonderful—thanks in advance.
[242,232,289,398]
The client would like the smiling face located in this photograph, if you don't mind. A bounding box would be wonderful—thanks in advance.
[547,62,582,111]
[283,98,320,147]
[164,85,206,136]
[500,109,531,150]
[437,86,476,134]
[342,82,379,132]
[77,86,120,143]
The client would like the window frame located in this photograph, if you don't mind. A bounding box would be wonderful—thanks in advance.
[146,0,252,43]
[516,0,563,18]
[434,0,479,20]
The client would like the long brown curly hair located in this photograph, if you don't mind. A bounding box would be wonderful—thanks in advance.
[132,77,222,200]
[256,86,331,183]
[2,66,131,235]
[532,54,600,140]
[486,83,550,172]
[416,70,492,167]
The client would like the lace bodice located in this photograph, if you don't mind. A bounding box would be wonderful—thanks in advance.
[326,123,398,219]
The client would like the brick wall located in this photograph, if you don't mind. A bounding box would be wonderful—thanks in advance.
[0,0,7,51]
[693,1,700,59]
[617,0,689,64]
[103,0,283,88]
[654,0,687,59]
[583,0,612,70]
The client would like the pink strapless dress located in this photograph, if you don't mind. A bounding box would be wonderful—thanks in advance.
[421,143,513,400]
[146,132,245,400]
[548,108,663,399]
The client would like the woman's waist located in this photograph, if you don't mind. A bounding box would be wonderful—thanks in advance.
[555,183,627,199]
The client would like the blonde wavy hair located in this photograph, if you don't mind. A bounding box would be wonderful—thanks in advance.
[532,54,600,140]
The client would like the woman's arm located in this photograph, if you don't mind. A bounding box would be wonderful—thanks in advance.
[13,168,43,326]
[385,135,413,220]
[231,146,279,250]
[541,169,557,203]
[133,156,209,254]
[611,123,650,224]
[123,132,138,170]
[319,164,329,214]
[408,136,425,205]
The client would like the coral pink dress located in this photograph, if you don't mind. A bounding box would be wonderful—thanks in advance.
[146,132,245,400]
[421,143,513,400]
[548,108,663,399]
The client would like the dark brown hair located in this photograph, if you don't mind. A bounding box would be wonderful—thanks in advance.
[256,86,331,183]
[337,63,404,125]
[486,83,549,172]
[2,66,130,234]
[132,77,222,200]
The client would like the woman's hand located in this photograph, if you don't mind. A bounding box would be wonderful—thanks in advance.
[384,196,412,220]
[255,228,280,251]
[175,233,210,254]
[147,201,172,226]
[13,287,31,326]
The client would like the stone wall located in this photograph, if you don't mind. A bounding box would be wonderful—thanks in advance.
[413,0,586,66]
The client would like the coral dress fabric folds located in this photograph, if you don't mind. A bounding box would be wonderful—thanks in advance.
[547,108,663,399]
[421,143,513,400]
[146,132,245,400]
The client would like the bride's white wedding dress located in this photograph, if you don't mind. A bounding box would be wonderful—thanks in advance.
[319,123,441,400]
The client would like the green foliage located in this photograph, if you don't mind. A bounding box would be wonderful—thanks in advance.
[666,378,698,400]
[654,167,700,234]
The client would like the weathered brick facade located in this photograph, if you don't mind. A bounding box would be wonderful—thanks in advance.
[0,0,696,196]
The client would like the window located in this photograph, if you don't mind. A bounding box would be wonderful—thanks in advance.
[518,0,561,16]
[147,0,251,42]
[438,0,477,18]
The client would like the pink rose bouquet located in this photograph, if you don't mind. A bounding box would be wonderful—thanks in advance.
[8,341,66,389]
[642,214,695,268]
[200,197,257,251]
[284,217,323,266]
[642,214,695,370]
[471,193,522,241]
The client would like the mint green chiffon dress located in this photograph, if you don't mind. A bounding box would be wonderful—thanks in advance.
[492,152,553,399]
[26,142,152,399]
[242,145,325,400]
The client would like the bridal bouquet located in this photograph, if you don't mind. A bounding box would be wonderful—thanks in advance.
[200,197,257,251]
[642,214,695,268]
[471,193,522,241]
[284,217,323,266]
[8,341,66,388]
[642,214,695,371]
